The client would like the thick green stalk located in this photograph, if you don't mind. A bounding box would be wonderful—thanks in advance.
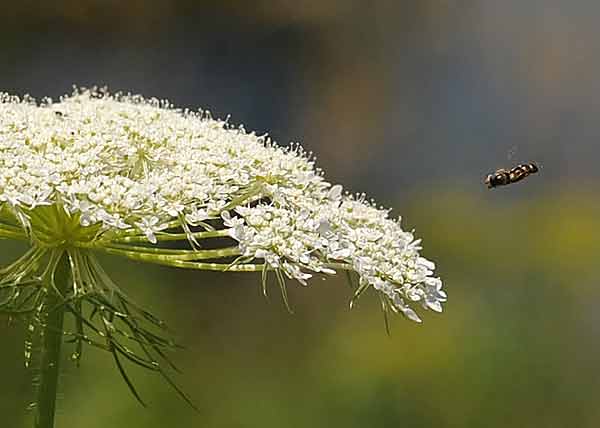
[35,251,70,428]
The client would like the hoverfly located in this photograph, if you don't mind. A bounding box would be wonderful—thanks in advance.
[485,162,539,189]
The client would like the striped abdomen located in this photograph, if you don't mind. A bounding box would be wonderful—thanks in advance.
[485,162,539,189]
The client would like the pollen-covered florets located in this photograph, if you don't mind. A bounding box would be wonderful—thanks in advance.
[0,88,445,322]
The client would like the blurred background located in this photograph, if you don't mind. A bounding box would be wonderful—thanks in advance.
[2,1,600,427]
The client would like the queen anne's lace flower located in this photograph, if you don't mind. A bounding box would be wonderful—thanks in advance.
[0,88,447,425]
[0,88,445,323]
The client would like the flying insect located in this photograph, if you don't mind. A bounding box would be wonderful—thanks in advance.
[485,162,539,189]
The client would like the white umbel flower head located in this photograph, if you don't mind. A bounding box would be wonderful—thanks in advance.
[0,88,447,421]
[0,87,445,324]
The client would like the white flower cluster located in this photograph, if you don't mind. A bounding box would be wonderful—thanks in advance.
[233,186,445,322]
[0,88,445,322]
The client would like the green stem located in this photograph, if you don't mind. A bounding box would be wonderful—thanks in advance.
[88,245,242,265]
[110,228,231,243]
[35,250,70,428]
[0,223,28,241]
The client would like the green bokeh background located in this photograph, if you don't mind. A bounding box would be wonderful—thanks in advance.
[2,2,600,427]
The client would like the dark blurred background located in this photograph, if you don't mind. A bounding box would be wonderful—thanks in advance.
[2,1,600,427]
